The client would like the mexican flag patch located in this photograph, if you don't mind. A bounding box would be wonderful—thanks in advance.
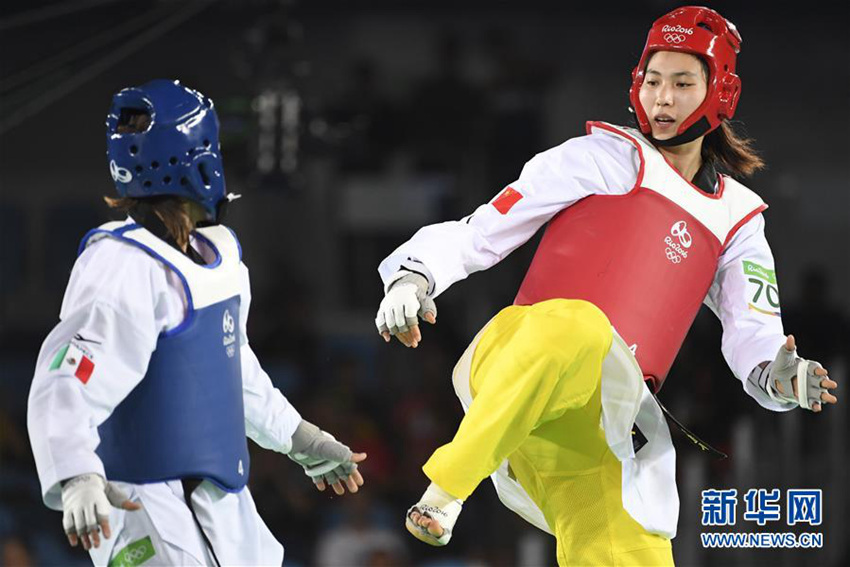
[49,342,95,384]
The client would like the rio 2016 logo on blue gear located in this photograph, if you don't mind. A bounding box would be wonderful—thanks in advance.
[222,309,236,358]
[222,309,235,334]
[109,160,132,183]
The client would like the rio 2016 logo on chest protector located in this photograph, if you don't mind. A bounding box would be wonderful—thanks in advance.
[222,309,237,358]
[664,220,692,264]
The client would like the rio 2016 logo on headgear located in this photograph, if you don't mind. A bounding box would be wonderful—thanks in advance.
[661,24,693,35]
[109,160,132,183]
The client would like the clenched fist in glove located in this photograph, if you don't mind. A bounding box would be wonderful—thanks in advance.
[61,473,141,550]
[287,420,366,495]
[375,271,437,348]
[764,335,838,411]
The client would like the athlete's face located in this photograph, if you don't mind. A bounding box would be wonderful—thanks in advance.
[638,51,708,140]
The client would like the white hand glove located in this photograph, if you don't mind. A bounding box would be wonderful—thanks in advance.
[765,341,827,410]
[406,482,464,546]
[287,420,365,494]
[375,272,437,336]
[61,473,140,550]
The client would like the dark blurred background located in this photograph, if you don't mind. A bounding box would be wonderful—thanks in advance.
[1,1,848,565]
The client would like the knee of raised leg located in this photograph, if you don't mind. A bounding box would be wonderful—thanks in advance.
[529,300,612,354]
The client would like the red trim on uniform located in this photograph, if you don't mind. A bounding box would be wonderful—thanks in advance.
[492,186,524,214]
[659,153,725,199]
[587,121,645,190]
[722,204,769,249]
[588,121,727,199]
[75,357,94,384]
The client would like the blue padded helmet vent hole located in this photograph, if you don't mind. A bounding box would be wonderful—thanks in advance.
[203,139,211,148]
[169,157,178,165]
[116,108,151,134]
[129,145,138,155]
[198,163,211,188]
[134,165,144,173]
[163,176,172,184]
[143,181,152,188]
[180,177,188,186]
[151,161,159,169]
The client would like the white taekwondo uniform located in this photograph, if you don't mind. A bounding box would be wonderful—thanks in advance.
[28,218,302,565]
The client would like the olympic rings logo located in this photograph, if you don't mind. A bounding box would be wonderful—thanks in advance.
[670,220,692,248]
[109,160,133,183]
[117,542,151,565]
[663,33,687,44]
[665,248,682,264]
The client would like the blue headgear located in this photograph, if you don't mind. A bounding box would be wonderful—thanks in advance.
[106,79,226,219]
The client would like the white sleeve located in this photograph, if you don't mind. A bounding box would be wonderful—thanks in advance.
[378,132,638,297]
[238,263,303,453]
[703,214,794,411]
[27,240,172,509]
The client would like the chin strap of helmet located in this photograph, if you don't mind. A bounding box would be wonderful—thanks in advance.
[206,192,241,226]
[648,116,713,147]
[629,109,713,147]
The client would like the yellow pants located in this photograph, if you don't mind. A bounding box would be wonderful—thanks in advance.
[423,299,673,566]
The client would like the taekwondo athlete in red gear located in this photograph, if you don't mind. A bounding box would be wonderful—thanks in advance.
[374,6,838,566]
[27,79,367,565]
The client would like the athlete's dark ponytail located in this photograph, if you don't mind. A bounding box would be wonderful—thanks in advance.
[695,58,766,178]
[104,196,193,249]
[702,121,766,178]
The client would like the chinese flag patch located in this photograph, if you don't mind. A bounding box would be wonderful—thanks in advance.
[492,187,523,214]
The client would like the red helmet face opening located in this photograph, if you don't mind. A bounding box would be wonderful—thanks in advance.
[629,6,742,145]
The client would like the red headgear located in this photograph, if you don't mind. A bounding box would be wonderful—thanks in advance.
[629,6,742,146]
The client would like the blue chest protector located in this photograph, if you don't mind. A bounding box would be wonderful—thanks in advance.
[81,220,250,492]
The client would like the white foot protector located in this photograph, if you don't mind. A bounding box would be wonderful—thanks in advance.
[405,482,463,546]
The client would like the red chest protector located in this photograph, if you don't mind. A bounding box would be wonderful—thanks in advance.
[515,122,766,391]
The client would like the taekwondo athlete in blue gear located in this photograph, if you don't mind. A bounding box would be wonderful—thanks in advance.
[95,79,249,492]
[27,79,367,564]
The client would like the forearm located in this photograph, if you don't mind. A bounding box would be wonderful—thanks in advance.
[241,344,303,453]
[378,151,593,297]
[28,374,106,510]
[707,214,794,410]
[378,211,523,298]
